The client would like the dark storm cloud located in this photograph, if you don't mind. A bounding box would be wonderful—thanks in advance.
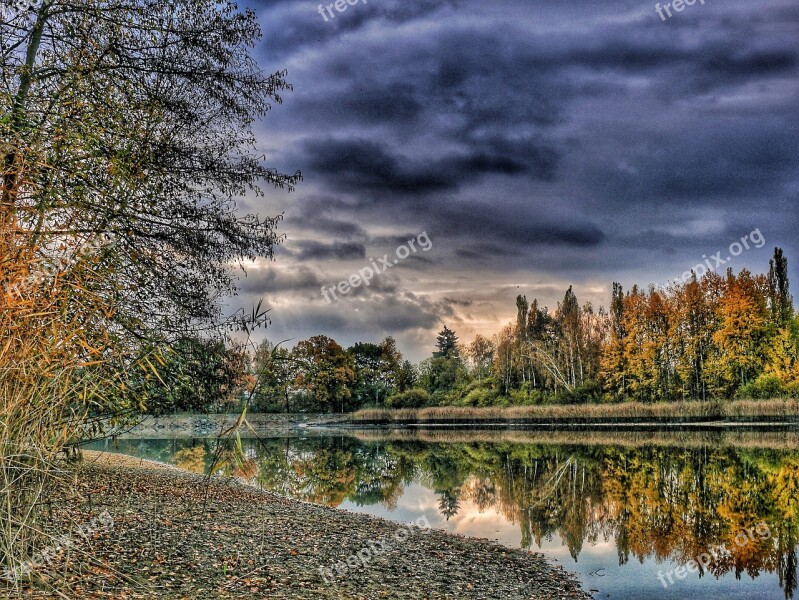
[245,0,799,357]
[290,240,367,260]
[302,138,455,194]
[703,50,798,77]
[254,0,461,63]
[285,209,367,240]
[328,83,424,124]
[301,136,557,194]
[455,244,515,260]
[435,202,605,247]
[584,122,799,205]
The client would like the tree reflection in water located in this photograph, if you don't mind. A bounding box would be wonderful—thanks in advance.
[97,433,799,598]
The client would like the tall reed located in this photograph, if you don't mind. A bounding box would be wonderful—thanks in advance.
[352,399,799,423]
[1,232,114,588]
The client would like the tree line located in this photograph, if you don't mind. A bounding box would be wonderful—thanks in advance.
[147,248,798,413]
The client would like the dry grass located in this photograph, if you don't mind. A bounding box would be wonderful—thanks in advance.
[0,232,120,589]
[724,398,799,417]
[352,399,799,423]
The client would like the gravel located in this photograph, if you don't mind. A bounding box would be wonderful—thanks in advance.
[6,456,591,600]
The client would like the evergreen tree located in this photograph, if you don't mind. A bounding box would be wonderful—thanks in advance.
[434,325,459,358]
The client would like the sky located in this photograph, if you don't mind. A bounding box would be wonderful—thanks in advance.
[231,0,799,362]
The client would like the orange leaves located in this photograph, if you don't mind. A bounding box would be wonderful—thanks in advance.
[602,260,788,401]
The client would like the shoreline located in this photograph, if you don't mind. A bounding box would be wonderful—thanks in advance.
[96,404,799,440]
[7,452,591,599]
[103,413,352,439]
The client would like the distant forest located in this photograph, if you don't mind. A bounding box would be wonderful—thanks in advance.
[141,248,799,413]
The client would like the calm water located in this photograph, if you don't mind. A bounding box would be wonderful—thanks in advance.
[87,431,799,599]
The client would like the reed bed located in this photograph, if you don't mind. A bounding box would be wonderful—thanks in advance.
[0,237,114,589]
[352,399,799,423]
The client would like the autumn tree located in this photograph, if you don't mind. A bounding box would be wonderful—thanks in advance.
[672,275,717,401]
[467,334,495,384]
[711,269,770,393]
[1,0,299,372]
[763,248,798,390]
[600,282,627,398]
[1,0,297,573]
[620,285,652,401]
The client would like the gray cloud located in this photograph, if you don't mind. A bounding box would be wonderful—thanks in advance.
[290,240,367,260]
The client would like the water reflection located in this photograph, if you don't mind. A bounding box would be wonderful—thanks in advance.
[89,432,799,599]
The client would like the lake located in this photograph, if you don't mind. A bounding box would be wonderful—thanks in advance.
[87,429,799,599]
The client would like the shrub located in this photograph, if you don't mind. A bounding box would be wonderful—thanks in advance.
[385,388,431,409]
[552,381,603,404]
[736,375,786,400]
[509,383,546,405]
[461,386,502,407]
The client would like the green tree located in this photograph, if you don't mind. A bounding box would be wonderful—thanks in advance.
[559,286,582,388]
[347,338,403,408]
[467,334,495,384]
[252,341,298,412]
[292,336,355,413]
[600,282,627,398]
[127,337,249,414]
[395,360,418,392]
[418,356,469,403]
[768,248,794,328]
